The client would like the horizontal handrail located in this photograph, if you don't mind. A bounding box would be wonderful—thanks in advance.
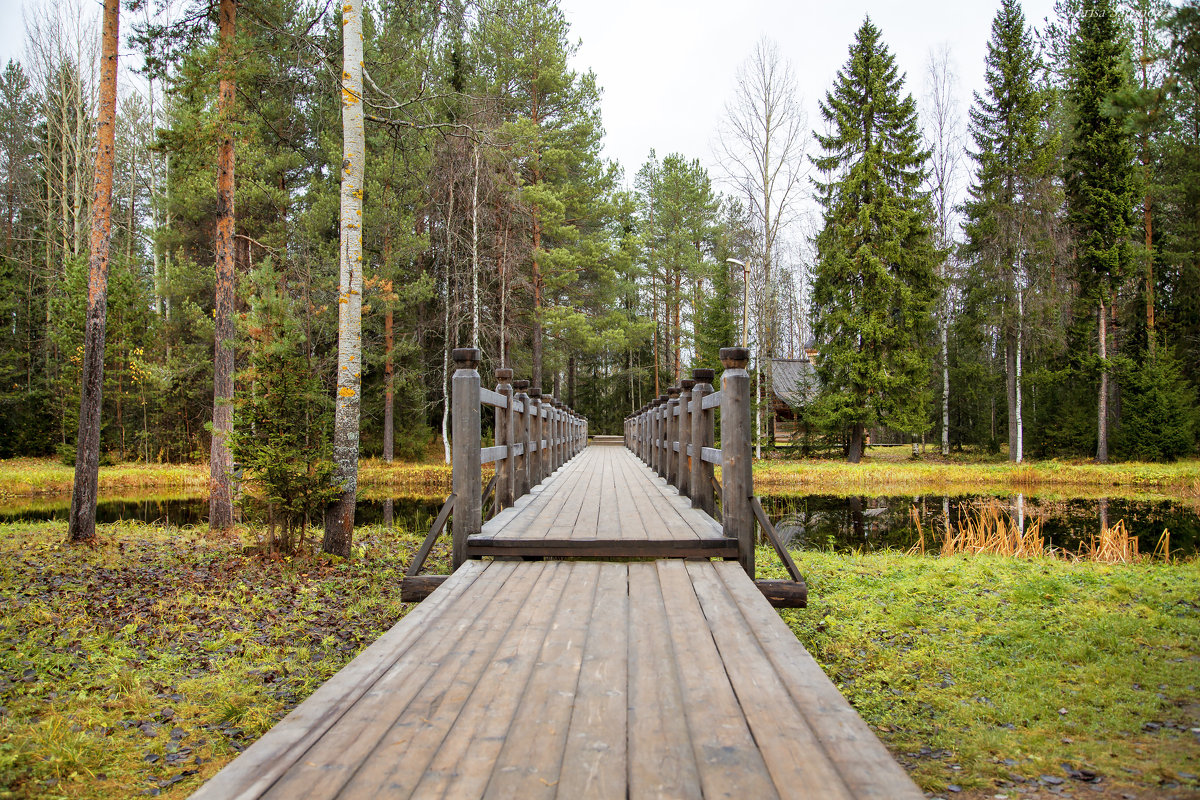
[480,445,508,464]
[479,387,507,409]
[701,446,722,465]
[701,391,722,410]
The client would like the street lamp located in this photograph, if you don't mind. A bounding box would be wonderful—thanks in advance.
[726,257,749,349]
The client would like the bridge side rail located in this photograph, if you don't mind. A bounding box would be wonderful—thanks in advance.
[449,348,587,569]
[625,346,802,589]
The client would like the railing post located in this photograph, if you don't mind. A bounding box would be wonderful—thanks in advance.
[513,379,530,498]
[678,378,694,496]
[641,405,649,463]
[666,386,680,488]
[720,347,754,578]
[658,395,669,478]
[451,348,482,570]
[691,369,716,516]
[555,400,565,469]
[529,388,543,486]
[495,369,514,510]
[651,398,663,475]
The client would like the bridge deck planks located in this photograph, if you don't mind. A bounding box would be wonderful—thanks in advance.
[192,446,922,799]
[467,445,726,558]
[192,558,921,799]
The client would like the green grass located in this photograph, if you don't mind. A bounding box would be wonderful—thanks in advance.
[0,520,449,799]
[755,456,1200,499]
[760,545,1200,796]
[3,520,1197,798]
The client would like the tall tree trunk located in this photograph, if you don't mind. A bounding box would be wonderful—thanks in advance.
[1005,327,1018,461]
[383,235,394,464]
[67,0,118,543]
[941,309,949,456]
[531,213,543,390]
[323,0,366,556]
[471,142,480,349]
[1144,165,1154,353]
[1015,286,1023,463]
[1096,297,1109,463]
[209,0,236,531]
[848,422,864,464]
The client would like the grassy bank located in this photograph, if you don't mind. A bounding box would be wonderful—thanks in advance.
[761,546,1200,798]
[4,453,1198,502]
[2,520,1197,798]
[0,521,446,798]
[755,457,1200,499]
[0,458,457,500]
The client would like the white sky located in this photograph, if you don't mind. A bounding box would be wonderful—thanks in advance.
[0,0,1063,200]
[559,0,1060,186]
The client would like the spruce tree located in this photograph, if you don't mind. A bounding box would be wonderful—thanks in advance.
[810,17,940,463]
[961,0,1058,463]
[1065,0,1137,463]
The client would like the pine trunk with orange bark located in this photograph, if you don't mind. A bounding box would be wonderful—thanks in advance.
[67,0,119,543]
[209,0,236,531]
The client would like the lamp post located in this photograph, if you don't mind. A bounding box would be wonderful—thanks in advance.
[726,257,749,348]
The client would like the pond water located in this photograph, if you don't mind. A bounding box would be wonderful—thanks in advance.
[759,494,1200,557]
[3,492,1197,557]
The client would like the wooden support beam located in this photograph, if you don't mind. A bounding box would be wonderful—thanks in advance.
[754,579,808,608]
[399,574,449,603]
[466,537,740,559]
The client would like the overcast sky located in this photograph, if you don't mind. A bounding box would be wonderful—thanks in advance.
[0,0,1063,190]
[558,0,1060,187]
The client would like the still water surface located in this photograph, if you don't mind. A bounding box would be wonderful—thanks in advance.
[3,492,1197,556]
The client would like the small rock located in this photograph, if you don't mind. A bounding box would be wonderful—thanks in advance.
[170,727,186,741]
[143,752,159,764]
[1040,775,1066,786]
[1058,707,1068,715]
[139,723,159,738]
[946,785,961,793]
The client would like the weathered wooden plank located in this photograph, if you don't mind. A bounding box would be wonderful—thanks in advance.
[556,563,629,798]
[189,560,487,800]
[655,560,779,799]
[700,390,722,410]
[700,446,722,465]
[627,563,702,799]
[465,537,739,559]
[413,560,573,797]
[259,561,521,799]
[712,561,926,799]
[334,563,551,797]
[686,562,849,797]
[484,562,601,798]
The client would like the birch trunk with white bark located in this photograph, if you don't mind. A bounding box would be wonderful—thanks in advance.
[322,0,365,556]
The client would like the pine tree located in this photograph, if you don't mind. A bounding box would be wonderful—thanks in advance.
[1065,0,1137,463]
[810,18,940,463]
[961,0,1058,462]
[229,262,339,553]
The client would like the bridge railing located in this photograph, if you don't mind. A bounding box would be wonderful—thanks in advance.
[449,347,587,568]
[623,346,806,597]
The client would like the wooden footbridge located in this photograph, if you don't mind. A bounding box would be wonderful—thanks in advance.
[192,348,922,799]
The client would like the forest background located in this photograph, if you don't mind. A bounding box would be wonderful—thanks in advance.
[0,0,1198,488]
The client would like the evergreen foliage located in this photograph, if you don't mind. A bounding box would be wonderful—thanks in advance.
[810,18,940,461]
[1113,346,1197,461]
[228,262,339,553]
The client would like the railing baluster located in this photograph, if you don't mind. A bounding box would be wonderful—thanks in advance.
[720,347,753,578]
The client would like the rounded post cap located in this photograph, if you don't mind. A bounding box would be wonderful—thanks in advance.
[452,347,481,368]
[667,386,680,398]
[720,346,751,369]
[681,378,695,390]
[692,368,715,382]
[495,367,513,381]
[658,394,669,402]
[513,379,529,391]
[529,387,542,398]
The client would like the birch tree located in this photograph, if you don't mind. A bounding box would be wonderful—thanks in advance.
[67,0,118,542]
[323,0,365,556]
[923,44,963,457]
[717,37,807,449]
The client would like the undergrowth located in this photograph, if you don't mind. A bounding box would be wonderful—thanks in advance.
[762,546,1200,797]
[0,520,448,798]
